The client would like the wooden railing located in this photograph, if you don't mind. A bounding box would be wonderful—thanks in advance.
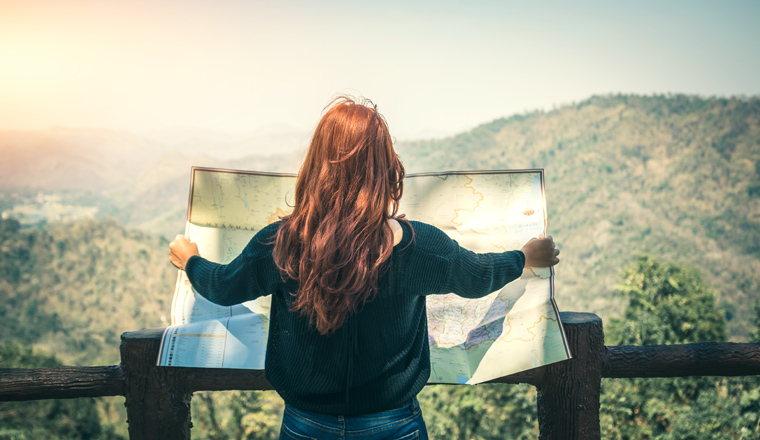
[1,312,759,439]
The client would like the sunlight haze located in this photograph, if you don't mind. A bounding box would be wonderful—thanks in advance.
[1,0,758,142]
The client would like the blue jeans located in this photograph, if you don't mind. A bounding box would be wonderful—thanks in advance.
[279,398,428,440]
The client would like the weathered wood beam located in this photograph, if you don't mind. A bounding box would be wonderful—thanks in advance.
[603,343,760,378]
[121,328,191,440]
[536,311,604,440]
[0,366,123,401]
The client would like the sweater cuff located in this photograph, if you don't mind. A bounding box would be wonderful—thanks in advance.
[184,255,206,284]
[515,250,526,269]
[185,254,198,272]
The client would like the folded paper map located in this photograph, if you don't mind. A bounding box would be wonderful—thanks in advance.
[158,167,571,384]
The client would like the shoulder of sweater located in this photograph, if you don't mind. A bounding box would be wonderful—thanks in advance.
[242,221,281,256]
[406,220,458,257]
[259,220,282,237]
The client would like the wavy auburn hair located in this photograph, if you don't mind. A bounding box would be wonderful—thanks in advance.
[273,97,406,335]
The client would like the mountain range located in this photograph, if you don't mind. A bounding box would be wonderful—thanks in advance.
[1,93,758,338]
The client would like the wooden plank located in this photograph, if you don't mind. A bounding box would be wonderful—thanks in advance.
[536,311,603,440]
[121,329,191,440]
[603,343,760,378]
[0,366,123,401]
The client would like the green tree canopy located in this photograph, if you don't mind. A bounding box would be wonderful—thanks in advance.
[607,254,727,346]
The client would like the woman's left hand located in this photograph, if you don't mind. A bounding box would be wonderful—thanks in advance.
[169,235,200,270]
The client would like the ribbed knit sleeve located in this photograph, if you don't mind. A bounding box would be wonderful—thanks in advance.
[184,224,280,306]
[409,221,526,298]
[440,244,526,299]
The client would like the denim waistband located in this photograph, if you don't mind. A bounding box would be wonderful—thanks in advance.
[284,397,420,433]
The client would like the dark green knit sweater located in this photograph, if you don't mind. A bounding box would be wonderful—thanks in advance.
[185,220,525,416]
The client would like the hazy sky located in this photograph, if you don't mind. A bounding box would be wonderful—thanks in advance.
[1,0,758,139]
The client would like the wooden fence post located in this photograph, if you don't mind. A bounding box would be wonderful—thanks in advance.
[121,328,192,440]
[536,312,604,440]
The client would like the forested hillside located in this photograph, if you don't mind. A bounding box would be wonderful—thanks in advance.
[0,218,174,366]
[397,94,760,338]
[0,217,177,437]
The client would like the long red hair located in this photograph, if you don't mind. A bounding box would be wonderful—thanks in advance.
[273,97,407,335]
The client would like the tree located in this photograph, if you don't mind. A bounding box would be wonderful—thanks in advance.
[190,390,283,440]
[601,255,758,439]
[417,383,538,440]
[607,254,726,345]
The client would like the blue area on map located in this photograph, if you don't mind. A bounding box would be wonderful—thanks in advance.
[465,318,504,348]
[457,375,469,384]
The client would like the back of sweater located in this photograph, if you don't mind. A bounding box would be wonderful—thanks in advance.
[185,220,525,415]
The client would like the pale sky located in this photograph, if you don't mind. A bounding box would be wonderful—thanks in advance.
[1,0,758,140]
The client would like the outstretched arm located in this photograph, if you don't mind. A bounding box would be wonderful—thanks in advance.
[441,246,526,298]
[169,234,271,306]
[439,235,559,299]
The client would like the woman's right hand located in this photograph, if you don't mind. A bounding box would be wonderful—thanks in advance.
[521,235,560,268]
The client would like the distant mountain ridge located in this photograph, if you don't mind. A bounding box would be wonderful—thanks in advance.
[1,93,758,338]
[0,127,304,238]
[396,93,760,338]
[0,126,308,192]
[0,128,160,191]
